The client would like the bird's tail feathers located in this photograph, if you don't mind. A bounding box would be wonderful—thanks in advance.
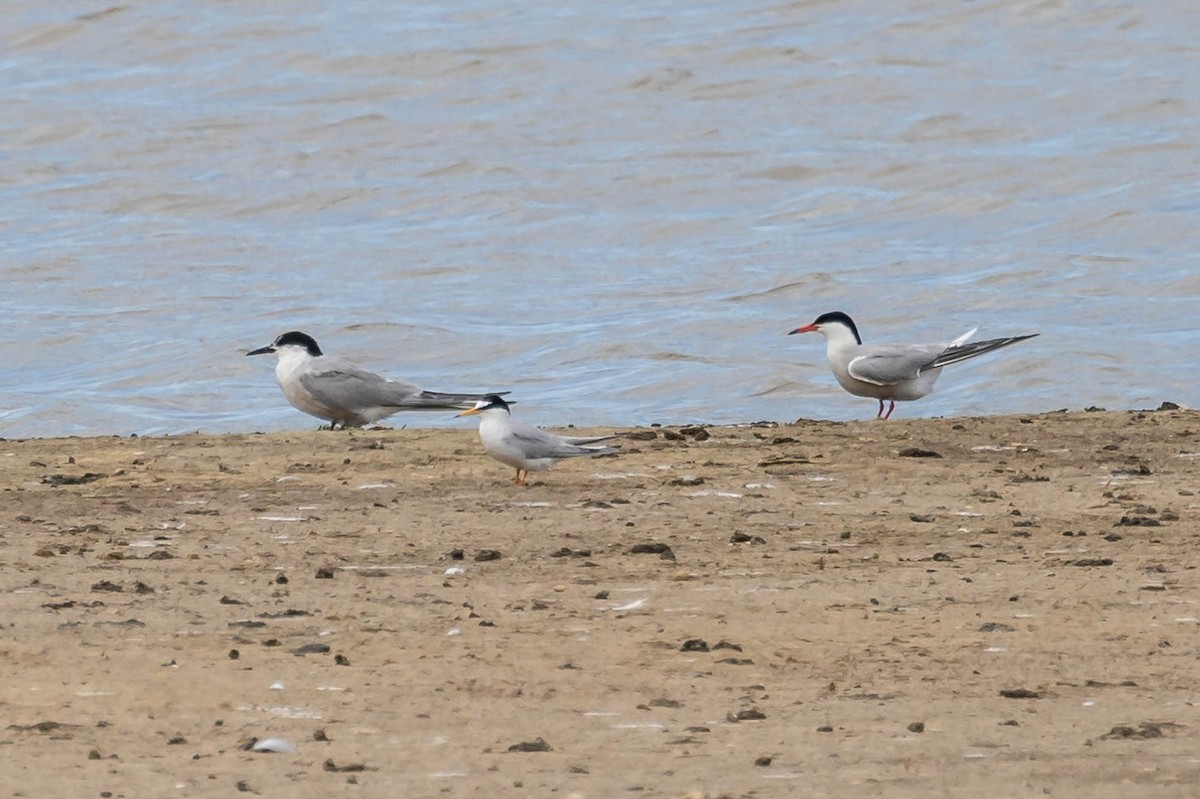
[949,327,978,347]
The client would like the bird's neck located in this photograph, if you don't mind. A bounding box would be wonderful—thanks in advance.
[822,325,861,359]
[275,349,314,382]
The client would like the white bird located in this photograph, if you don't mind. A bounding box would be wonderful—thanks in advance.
[789,311,1037,419]
[247,331,507,429]
[458,394,619,485]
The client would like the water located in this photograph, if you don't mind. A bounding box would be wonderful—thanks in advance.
[2,1,1197,438]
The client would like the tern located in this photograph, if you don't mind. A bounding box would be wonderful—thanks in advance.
[247,331,507,429]
[458,394,619,485]
[789,311,1037,419]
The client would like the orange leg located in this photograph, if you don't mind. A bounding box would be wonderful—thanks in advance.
[513,469,529,486]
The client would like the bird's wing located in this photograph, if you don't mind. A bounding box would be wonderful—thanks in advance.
[926,334,1038,369]
[846,344,946,386]
[301,359,506,412]
[298,362,434,411]
[397,389,510,410]
[507,422,617,459]
[556,433,619,446]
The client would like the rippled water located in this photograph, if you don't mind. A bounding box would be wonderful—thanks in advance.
[2,1,1197,438]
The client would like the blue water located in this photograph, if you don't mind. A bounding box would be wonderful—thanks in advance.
[2,1,1197,437]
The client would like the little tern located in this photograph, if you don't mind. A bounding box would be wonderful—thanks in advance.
[246,331,507,429]
[458,394,619,485]
[789,311,1037,419]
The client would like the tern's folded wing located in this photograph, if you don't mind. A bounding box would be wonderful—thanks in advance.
[926,334,1038,370]
[301,362,504,412]
[846,344,944,386]
[509,425,616,459]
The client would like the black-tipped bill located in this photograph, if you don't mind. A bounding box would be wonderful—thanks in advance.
[459,394,510,416]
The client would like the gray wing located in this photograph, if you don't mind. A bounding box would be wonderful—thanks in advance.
[926,334,1038,369]
[557,433,619,446]
[301,359,501,411]
[846,344,946,386]
[508,422,618,459]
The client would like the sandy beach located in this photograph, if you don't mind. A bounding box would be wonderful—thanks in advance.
[1,408,1198,798]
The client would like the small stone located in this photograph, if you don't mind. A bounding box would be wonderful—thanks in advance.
[1071,558,1114,567]
[733,709,766,721]
[898,447,941,458]
[251,737,295,754]
[907,721,925,733]
[978,622,1015,633]
[629,542,674,559]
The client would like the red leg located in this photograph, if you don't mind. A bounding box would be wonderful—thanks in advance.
[876,399,885,419]
[883,400,896,420]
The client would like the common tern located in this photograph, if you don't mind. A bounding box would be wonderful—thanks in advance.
[458,394,619,485]
[247,331,507,429]
[789,311,1037,419]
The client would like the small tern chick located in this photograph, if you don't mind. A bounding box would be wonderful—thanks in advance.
[458,394,618,485]
[789,311,1037,419]
[247,331,506,429]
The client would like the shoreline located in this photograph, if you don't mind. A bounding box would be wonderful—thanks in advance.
[2,408,1198,797]
[2,400,1190,445]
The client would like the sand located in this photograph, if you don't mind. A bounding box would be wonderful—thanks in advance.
[1,408,1198,798]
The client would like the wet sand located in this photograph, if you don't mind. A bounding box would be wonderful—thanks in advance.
[1,409,1198,798]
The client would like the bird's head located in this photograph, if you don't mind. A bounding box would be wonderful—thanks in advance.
[788,311,862,345]
[246,331,323,358]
